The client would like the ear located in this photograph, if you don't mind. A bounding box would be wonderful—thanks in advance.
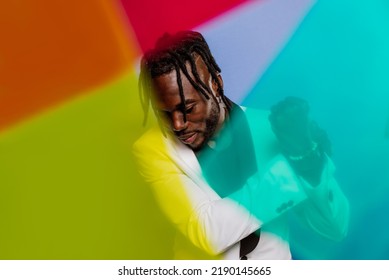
[211,73,224,97]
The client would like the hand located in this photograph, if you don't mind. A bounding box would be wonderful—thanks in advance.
[269,96,332,185]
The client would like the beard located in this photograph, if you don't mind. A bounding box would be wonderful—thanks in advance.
[192,98,220,152]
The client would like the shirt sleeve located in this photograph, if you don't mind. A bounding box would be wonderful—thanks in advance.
[244,108,349,241]
[229,154,349,242]
[292,155,350,241]
[132,130,260,255]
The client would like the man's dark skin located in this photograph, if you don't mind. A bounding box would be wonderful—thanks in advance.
[135,31,349,259]
[153,54,226,152]
[152,54,328,186]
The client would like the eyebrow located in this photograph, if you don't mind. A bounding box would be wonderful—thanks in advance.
[183,99,196,106]
[157,99,197,113]
[173,99,196,111]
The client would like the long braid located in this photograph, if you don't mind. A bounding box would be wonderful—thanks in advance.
[190,45,231,111]
[168,50,210,97]
[139,30,230,125]
[169,57,187,123]
[185,50,213,96]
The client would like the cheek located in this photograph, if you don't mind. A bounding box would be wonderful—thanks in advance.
[188,104,210,127]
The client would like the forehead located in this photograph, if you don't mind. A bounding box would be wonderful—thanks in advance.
[152,56,210,110]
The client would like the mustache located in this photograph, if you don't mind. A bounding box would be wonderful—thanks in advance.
[174,130,200,138]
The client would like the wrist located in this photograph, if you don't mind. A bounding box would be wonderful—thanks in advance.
[284,142,325,186]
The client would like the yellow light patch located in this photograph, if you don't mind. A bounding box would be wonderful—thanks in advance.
[0,71,178,259]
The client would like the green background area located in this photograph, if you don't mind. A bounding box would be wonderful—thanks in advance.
[0,72,174,259]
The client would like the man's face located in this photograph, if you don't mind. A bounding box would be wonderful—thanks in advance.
[152,56,224,151]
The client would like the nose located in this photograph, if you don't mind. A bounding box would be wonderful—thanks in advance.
[171,111,187,132]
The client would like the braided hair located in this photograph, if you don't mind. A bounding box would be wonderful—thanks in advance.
[139,30,232,126]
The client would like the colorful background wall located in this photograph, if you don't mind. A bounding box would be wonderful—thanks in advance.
[1,0,388,259]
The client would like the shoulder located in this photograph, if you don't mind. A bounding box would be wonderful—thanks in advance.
[240,106,269,116]
[239,106,272,135]
[239,106,280,165]
[132,126,182,181]
[133,126,170,157]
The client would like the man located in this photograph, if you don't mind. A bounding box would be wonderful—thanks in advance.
[133,30,349,259]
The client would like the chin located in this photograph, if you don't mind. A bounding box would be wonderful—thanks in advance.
[189,143,201,152]
[186,140,200,151]
[191,139,207,152]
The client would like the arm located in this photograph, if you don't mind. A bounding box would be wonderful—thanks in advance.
[292,155,350,241]
[268,97,350,240]
[132,127,260,255]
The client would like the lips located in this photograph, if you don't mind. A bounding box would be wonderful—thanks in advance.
[178,132,197,145]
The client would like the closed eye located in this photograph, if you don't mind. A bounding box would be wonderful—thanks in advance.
[185,105,195,114]
[157,110,171,119]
